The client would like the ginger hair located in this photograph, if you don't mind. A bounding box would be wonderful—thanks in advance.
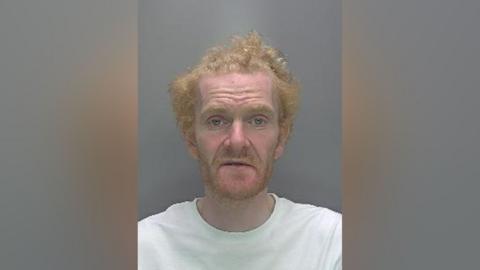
[169,31,300,141]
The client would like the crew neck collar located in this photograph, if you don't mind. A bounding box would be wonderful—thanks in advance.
[191,193,281,240]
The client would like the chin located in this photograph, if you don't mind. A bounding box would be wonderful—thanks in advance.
[200,161,273,201]
[212,174,269,201]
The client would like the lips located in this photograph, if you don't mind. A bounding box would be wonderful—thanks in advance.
[221,161,253,167]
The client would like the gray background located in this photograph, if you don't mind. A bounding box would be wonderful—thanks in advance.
[0,0,137,269]
[2,0,479,269]
[343,0,480,269]
[139,0,342,219]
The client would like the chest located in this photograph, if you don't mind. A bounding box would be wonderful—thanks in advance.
[153,226,331,270]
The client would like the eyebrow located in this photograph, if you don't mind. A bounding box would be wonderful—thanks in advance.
[199,105,229,119]
[199,104,275,119]
[243,104,275,118]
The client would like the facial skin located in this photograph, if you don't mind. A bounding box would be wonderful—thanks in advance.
[187,72,286,201]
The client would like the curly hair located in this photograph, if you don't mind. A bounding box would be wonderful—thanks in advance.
[169,31,300,141]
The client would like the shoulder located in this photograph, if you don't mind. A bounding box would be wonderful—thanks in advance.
[138,200,195,240]
[138,200,197,264]
[277,196,341,229]
[276,196,342,244]
[278,197,342,268]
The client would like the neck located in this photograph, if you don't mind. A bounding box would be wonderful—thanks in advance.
[196,189,275,232]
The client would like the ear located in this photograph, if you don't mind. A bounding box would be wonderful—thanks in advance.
[274,124,290,160]
[185,131,199,159]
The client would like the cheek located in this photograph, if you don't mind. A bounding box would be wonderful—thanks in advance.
[250,133,279,156]
[197,133,224,157]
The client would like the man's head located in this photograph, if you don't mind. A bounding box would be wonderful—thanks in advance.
[169,31,300,201]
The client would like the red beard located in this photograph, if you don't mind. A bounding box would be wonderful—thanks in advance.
[198,145,275,201]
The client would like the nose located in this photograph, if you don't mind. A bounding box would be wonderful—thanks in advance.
[225,120,249,152]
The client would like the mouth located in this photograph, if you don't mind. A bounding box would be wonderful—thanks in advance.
[221,161,253,167]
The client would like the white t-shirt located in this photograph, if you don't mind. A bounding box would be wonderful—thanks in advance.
[138,194,342,270]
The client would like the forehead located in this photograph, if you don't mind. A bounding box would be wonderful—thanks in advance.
[197,72,275,109]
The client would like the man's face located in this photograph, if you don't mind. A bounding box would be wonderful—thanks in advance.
[188,72,286,201]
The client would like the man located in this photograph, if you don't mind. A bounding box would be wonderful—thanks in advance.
[138,31,341,270]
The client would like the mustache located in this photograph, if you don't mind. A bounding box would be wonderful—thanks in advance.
[212,148,259,167]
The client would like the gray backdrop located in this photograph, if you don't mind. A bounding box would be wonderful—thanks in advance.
[139,0,341,219]
[343,0,480,269]
[0,0,137,269]
[2,0,480,269]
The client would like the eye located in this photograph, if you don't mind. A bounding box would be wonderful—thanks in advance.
[207,117,228,129]
[249,116,268,127]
